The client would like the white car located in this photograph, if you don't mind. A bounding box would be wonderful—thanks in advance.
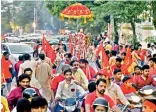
[5,36,20,43]
[1,43,34,65]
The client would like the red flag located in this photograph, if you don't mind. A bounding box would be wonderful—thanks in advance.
[46,40,56,63]
[121,48,133,75]
[96,44,110,68]
[42,34,46,52]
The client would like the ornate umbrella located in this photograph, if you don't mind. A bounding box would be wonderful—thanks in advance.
[60,3,93,23]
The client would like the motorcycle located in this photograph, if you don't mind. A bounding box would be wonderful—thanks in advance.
[125,92,142,112]
[117,92,142,112]
[59,96,84,112]
[110,105,133,112]
[138,85,156,100]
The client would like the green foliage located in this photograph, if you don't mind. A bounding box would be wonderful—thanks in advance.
[127,35,141,50]
[145,36,156,43]
[1,1,12,33]
[46,1,74,17]
[12,1,38,27]
[1,1,36,33]
[1,1,52,34]
[97,1,147,36]
[152,1,156,28]
[99,1,147,20]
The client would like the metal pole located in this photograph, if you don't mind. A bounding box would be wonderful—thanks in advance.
[34,8,36,33]
[36,8,37,31]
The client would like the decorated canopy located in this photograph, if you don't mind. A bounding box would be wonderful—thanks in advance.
[60,3,93,23]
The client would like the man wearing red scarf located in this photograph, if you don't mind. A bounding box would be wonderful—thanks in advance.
[79,59,96,81]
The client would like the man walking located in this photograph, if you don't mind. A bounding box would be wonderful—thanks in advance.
[36,53,54,102]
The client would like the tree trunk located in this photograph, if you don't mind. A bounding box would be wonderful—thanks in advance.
[130,19,137,45]
[114,18,119,44]
[130,19,136,36]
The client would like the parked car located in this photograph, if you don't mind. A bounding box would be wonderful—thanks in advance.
[1,43,34,65]
[5,36,20,43]
[20,42,36,48]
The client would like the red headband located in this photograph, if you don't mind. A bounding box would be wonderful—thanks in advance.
[144,100,156,110]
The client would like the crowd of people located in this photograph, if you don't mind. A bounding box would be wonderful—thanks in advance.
[1,32,156,112]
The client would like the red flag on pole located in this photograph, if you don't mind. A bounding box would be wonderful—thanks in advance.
[46,40,56,63]
[96,44,110,68]
[121,48,133,75]
[96,44,113,77]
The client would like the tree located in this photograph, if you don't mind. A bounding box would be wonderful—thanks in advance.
[2,1,53,34]
[93,1,148,44]
[1,1,36,33]
[12,1,37,28]
[152,1,156,28]
[1,1,13,33]
[99,1,147,35]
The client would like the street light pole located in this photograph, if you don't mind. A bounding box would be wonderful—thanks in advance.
[34,8,36,33]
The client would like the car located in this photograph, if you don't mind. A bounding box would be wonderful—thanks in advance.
[20,42,36,48]
[56,60,100,74]
[50,38,60,44]
[49,35,69,41]
[1,43,34,65]
[5,36,20,43]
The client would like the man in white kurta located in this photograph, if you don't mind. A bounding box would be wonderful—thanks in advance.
[35,54,54,102]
